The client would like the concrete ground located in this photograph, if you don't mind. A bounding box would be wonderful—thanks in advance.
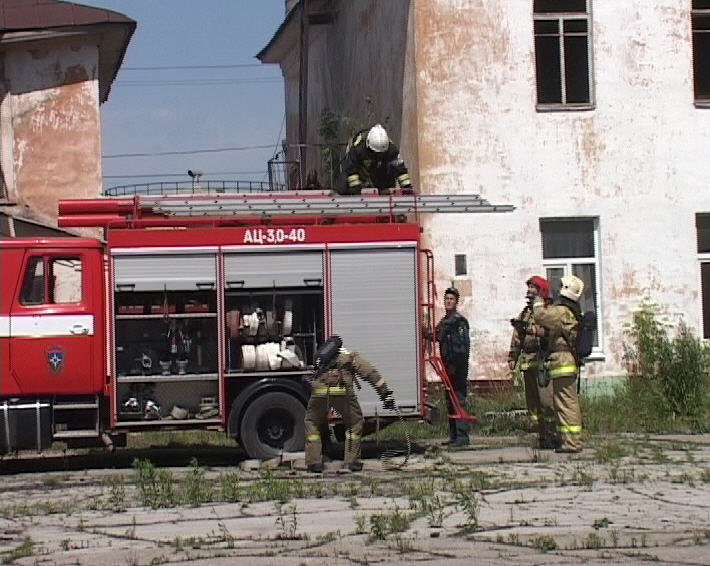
[2,433,710,565]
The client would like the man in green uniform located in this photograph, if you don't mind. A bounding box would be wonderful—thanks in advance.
[509,276,556,449]
[532,275,584,453]
[436,287,471,447]
[304,335,395,473]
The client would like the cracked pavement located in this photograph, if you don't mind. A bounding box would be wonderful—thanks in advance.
[2,434,710,565]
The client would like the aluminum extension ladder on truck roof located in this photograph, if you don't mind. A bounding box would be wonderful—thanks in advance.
[57,189,515,445]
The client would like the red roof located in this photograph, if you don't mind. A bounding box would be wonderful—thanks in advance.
[0,0,136,102]
[0,0,133,31]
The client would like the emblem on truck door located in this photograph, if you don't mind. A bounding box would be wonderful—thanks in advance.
[46,346,65,374]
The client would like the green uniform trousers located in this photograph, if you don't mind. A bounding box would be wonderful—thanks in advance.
[304,385,363,467]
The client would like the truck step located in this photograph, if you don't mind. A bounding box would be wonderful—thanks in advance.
[53,429,99,439]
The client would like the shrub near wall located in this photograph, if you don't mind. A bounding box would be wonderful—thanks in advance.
[617,302,710,433]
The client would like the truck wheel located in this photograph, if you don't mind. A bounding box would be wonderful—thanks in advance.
[239,392,305,459]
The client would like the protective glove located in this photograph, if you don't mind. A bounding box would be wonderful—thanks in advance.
[380,389,396,410]
[536,366,550,388]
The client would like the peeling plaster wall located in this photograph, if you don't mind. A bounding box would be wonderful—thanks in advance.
[415,0,710,380]
[1,41,102,225]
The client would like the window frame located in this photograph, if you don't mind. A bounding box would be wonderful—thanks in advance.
[696,213,710,338]
[540,217,604,359]
[692,0,710,106]
[454,253,468,277]
[533,0,595,111]
[698,257,710,339]
[18,255,84,307]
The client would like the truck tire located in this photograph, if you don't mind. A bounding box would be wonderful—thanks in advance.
[239,392,305,459]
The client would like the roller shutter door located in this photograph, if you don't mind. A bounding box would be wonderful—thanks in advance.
[114,253,216,292]
[223,251,323,288]
[330,246,419,415]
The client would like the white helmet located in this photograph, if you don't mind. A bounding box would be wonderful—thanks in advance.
[366,124,389,153]
[560,274,584,302]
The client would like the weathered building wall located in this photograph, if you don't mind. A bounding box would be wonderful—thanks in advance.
[415,0,710,380]
[267,0,709,383]
[275,0,415,189]
[1,41,102,226]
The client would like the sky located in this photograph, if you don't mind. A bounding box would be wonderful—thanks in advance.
[77,1,287,193]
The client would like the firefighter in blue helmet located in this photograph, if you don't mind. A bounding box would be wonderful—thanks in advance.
[304,335,395,473]
[339,124,413,195]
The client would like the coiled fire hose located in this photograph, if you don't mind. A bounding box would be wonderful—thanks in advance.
[380,401,412,471]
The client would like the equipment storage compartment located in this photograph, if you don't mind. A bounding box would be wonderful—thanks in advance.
[223,249,324,375]
[113,252,220,423]
[0,400,52,454]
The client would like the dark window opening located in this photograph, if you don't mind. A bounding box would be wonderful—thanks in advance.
[454,254,467,276]
[692,4,710,101]
[696,214,710,252]
[535,30,563,104]
[702,263,710,339]
[534,1,591,107]
[540,218,595,258]
[534,0,586,13]
[21,257,44,305]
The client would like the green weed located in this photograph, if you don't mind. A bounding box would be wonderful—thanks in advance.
[368,504,412,541]
[532,535,558,552]
[274,502,299,539]
[182,458,213,506]
[594,442,627,463]
[1,537,34,564]
[132,458,176,508]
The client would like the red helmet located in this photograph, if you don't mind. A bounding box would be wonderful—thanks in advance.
[526,276,549,298]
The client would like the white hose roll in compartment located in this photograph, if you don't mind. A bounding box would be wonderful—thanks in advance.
[255,344,270,371]
[282,299,293,335]
[241,345,256,371]
[267,341,282,370]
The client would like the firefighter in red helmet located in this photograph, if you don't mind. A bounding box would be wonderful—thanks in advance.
[508,276,556,449]
[532,275,585,453]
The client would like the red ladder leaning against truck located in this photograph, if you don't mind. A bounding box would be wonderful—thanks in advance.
[0,189,513,460]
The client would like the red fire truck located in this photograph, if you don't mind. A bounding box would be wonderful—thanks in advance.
[0,190,511,459]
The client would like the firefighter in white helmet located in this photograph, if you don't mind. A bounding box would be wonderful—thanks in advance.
[339,124,413,195]
[532,274,584,453]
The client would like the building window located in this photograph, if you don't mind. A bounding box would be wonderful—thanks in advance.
[696,214,710,338]
[693,0,710,104]
[454,254,467,276]
[540,217,601,350]
[533,0,593,109]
